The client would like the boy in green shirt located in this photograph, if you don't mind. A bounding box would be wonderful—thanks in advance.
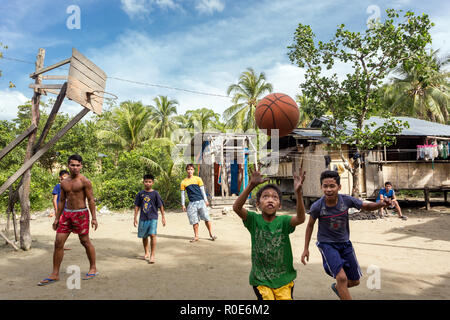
[233,168,306,300]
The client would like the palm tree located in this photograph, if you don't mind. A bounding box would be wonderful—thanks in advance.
[149,95,179,138]
[185,108,221,132]
[224,68,273,131]
[383,50,449,123]
[295,94,315,127]
[96,101,153,151]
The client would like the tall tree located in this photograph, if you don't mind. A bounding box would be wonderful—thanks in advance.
[149,95,179,138]
[185,107,222,132]
[96,101,152,151]
[295,94,316,127]
[224,68,273,131]
[383,50,449,123]
[288,9,433,196]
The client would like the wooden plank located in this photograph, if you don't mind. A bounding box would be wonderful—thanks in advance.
[0,108,90,197]
[29,58,70,78]
[0,230,19,251]
[0,124,37,161]
[67,76,103,115]
[409,163,434,188]
[397,164,409,189]
[42,75,68,80]
[29,84,64,90]
[71,48,106,80]
[44,89,61,95]
[70,58,106,89]
[20,48,45,251]
[33,82,67,153]
[424,188,430,210]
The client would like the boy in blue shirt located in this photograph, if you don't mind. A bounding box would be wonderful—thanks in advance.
[376,182,407,220]
[51,170,69,217]
[301,170,390,300]
[134,174,166,264]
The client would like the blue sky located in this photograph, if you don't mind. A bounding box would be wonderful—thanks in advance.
[0,0,449,121]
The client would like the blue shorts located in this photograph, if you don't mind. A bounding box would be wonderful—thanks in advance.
[316,241,362,281]
[138,219,158,238]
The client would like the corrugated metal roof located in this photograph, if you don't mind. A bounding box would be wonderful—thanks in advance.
[291,128,330,142]
[308,116,450,137]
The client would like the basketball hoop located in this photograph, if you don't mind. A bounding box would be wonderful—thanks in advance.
[87,90,118,101]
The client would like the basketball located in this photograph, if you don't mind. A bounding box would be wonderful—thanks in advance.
[255,93,299,137]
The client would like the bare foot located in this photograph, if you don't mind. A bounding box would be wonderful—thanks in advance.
[189,237,199,243]
[149,256,155,264]
[210,235,217,241]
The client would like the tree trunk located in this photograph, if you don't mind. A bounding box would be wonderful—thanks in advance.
[19,48,45,251]
[351,159,360,197]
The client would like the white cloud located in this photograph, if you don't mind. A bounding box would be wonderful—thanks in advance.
[155,0,178,10]
[121,0,151,19]
[265,63,306,98]
[120,0,181,19]
[195,0,225,14]
[0,89,29,120]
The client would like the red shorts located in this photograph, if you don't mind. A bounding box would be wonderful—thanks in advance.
[57,209,90,235]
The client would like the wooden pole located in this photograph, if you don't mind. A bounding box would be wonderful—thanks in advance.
[33,82,67,153]
[424,188,430,210]
[19,48,45,251]
[0,230,19,251]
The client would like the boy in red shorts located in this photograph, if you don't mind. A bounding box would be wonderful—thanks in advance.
[38,154,98,286]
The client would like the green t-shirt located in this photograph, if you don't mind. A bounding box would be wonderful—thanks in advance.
[243,210,297,288]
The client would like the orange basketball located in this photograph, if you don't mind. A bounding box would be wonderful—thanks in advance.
[255,93,299,137]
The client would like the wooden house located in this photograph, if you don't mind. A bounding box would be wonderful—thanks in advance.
[266,117,450,208]
[182,132,257,207]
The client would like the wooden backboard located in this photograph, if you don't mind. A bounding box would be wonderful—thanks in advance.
[66,48,106,115]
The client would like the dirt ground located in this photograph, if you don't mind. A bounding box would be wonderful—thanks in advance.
[1,204,450,300]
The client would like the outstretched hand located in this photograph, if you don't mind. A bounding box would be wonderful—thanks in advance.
[248,169,269,187]
[293,167,306,194]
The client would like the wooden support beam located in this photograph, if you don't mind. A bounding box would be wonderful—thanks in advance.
[0,108,90,197]
[28,84,64,90]
[424,188,430,210]
[42,75,68,80]
[29,58,70,78]
[33,82,67,153]
[0,230,19,251]
[0,124,37,162]
[43,89,61,95]
[20,48,45,250]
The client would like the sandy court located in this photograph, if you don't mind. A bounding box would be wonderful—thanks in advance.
[1,206,450,300]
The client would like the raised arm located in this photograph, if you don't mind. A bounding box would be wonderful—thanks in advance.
[233,170,268,221]
[362,197,390,212]
[290,167,306,227]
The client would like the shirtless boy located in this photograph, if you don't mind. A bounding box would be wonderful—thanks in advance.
[38,154,98,286]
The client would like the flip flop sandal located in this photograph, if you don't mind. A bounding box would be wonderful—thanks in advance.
[38,278,58,286]
[331,283,340,298]
[83,272,99,280]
